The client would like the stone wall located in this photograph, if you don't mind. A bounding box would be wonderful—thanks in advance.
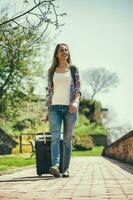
[102,130,133,164]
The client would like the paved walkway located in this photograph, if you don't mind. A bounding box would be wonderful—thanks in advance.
[0,156,133,200]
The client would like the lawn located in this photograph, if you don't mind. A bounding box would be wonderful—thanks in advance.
[0,154,35,175]
[72,146,104,156]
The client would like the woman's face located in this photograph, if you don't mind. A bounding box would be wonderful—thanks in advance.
[56,45,69,61]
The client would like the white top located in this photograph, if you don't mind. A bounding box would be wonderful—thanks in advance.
[52,69,71,105]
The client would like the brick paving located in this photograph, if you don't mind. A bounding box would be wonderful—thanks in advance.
[0,156,133,200]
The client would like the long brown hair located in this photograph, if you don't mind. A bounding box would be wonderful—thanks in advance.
[49,43,72,84]
[50,43,71,72]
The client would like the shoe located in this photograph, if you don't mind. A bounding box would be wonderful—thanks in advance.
[49,165,60,178]
[62,170,70,178]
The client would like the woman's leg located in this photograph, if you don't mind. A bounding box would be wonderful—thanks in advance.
[48,109,62,167]
[63,111,78,173]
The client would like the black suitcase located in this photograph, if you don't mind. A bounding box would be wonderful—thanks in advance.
[35,132,63,176]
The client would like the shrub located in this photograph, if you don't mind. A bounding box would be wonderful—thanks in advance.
[73,135,94,150]
[12,118,35,130]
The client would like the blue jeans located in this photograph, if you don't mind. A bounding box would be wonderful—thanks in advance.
[48,105,78,173]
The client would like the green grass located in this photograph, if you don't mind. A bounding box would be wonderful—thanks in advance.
[0,154,35,174]
[72,146,104,156]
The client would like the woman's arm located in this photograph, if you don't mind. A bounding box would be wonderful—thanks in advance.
[69,67,81,113]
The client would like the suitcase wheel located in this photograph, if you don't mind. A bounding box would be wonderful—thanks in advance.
[37,170,42,176]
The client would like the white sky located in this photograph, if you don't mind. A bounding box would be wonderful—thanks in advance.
[53,0,133,129]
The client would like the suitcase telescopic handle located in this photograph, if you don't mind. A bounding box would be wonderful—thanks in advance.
[41,120,46,143]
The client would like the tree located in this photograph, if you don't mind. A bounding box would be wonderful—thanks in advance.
[0,24,47,118]
[82,67,119,99]
[0,0,66,119]
[0,0,64,118]
[79,98,104,124]
[0,0,66,49]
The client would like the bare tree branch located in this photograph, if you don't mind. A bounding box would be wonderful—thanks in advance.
[82,67,119,99]
[13,20,26,31]
[0,0,66,49]
[0,0,55,26]
[27,21,50,48]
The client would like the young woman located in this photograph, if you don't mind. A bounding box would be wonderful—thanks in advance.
[45,43,81,178]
